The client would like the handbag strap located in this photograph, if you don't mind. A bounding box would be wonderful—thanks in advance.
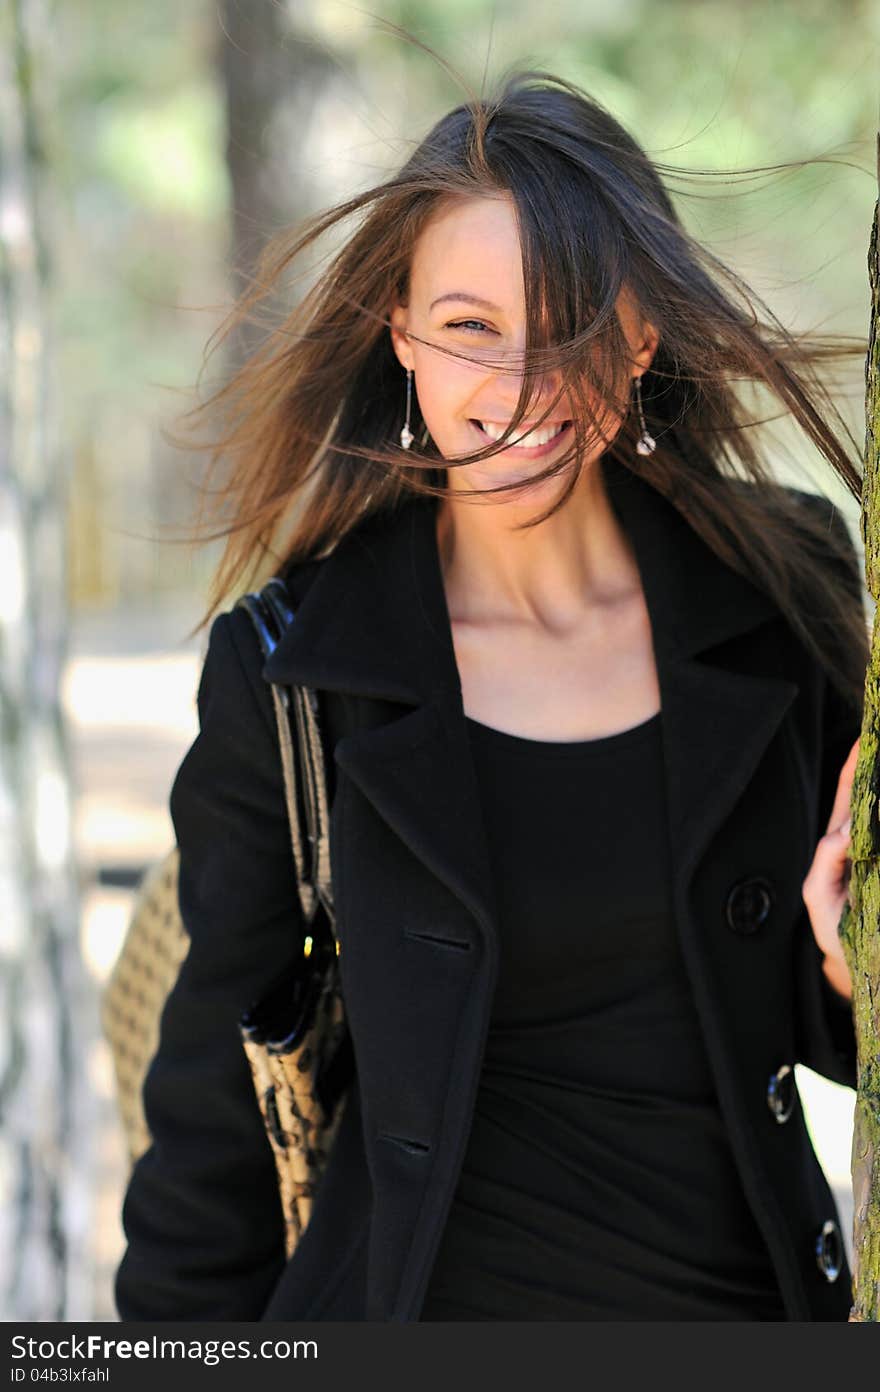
[234,576,335,937]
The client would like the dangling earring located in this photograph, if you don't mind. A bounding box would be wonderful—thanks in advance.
[633,375,656,456]
[400,368,414,450]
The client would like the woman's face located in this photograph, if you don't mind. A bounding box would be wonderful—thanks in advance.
[389,192,657,497]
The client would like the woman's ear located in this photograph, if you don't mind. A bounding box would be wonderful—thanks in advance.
[617,285,659,375]
[389,301,414,371]
[635,318,660,375]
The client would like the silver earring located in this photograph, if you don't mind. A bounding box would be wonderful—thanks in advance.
[633,375,656,456]
[400,368,414,450]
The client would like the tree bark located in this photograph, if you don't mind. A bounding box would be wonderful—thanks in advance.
[217,0,336,366]
[0,0,94,1318]
[843,126,880,1322]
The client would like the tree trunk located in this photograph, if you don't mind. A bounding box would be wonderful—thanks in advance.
[0,0,95,1318]
[844,126,880,1322]
[217,0,336,367]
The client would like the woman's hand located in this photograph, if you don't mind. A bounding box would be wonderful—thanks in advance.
[801,738,860,1003]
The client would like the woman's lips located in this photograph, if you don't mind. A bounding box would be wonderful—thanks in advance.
[469,419,573,459]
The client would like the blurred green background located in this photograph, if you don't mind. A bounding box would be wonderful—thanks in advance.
[2,0,877,1320]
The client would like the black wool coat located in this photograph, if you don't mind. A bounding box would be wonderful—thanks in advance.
[115,452,862,1323]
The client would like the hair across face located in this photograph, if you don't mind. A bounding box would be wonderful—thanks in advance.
[389,191,658,506]
[174,68,868,712]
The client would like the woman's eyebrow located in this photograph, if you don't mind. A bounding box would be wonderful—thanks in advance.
[429,292,504,312]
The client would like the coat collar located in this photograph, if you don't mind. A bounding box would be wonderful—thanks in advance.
[262,452,798,946]
[262,451,781,699]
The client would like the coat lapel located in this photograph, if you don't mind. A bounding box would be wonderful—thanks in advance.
[599,455,800,886]
[262,491,500,942]
[261,453,800,956]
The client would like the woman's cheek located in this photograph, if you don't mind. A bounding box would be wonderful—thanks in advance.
[414,377,476,455]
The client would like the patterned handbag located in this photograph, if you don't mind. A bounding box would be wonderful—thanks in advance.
[100,576,352,1260]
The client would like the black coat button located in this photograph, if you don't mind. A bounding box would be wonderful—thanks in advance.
[725,877,774,934]
[815,1220,843,1282]
[766,1064,796,1123]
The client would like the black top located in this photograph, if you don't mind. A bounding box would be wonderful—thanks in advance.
[419,709,786,1321]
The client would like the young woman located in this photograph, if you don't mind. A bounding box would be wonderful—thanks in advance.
[115,71,868,1322]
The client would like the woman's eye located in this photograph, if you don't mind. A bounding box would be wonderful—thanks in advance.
[447,319,494,334]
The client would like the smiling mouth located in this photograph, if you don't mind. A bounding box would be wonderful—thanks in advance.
[469,419,572,451]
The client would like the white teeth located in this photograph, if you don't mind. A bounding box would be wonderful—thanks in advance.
[478,420,567,447]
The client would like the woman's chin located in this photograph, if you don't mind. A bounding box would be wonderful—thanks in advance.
[448,463,564,502]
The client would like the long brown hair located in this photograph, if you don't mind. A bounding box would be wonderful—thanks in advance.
[169,61,870,710]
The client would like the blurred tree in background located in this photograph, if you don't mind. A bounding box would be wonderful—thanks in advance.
[0,0,94,1318]
[218,0,336,362]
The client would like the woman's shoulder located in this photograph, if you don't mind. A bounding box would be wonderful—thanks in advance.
[779,482,852,535]
[200,552,331,739]
[277,553,329,607]
[730,476,861,594]
[780,484,862,599]
[188,605,277,754]
[733,475,852,532]
[218,555,326,660]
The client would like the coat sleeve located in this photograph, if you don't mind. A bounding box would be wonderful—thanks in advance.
[792,496,864,1090]
[114,607,305,1320]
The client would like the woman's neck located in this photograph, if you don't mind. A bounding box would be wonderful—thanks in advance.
[434,459,642,634]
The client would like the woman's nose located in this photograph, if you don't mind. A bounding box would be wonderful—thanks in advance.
[491,361,566,414]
